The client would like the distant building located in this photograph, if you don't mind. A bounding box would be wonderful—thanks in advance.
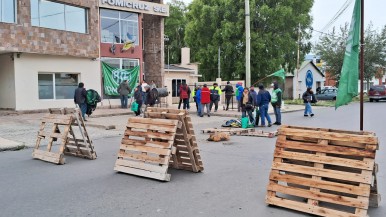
[293,60,325,99]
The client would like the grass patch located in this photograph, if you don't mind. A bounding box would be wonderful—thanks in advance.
[284,99,334,107]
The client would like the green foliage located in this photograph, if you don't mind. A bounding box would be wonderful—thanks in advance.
[184,0,314,83]
[315,23,386,89]
[164,0,188,64]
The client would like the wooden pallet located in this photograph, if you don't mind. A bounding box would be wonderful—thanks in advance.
[145,107,204,172]
[49,108,97,160]
[32,114,73,164]
[237,129,278,138]
[114,117,180,181]
[266,125,379,217]
[201,128,253,135]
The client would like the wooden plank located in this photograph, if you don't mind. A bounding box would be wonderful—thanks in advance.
[266,196,366,217]
[271,162,372,184]
[119,144,171,156]
[127,122,177,133]
[32,150,63,164]
[114,165,170,181]
[276,140,375,158]
[124,130,175,141]
[275,150,374,170]
[42,117,73,125]
[270,173,370,196]
[128,117,179,126]
[117,152,169,165]
[115,159,168,174]
[279,127,378,145]
[282,125,374,136]
[267,182,369,209]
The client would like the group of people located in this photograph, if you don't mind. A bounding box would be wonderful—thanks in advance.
[191,83,223,117]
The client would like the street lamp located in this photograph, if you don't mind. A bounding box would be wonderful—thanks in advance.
[164,35,170,72]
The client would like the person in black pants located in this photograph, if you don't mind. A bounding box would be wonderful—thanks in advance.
[222,81,234,110]
[134,86,143,116]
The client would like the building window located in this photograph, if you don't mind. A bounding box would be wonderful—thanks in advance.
[101,58,139,70]
[38,73,79,100]
[172,79,186,97]
[101,9,139,45]
[0,0,16,23]
[31,0,88,33]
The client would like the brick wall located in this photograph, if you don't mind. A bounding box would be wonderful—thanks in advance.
[0,0,99,58]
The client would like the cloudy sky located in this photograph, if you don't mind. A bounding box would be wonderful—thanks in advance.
[164,0,385,43]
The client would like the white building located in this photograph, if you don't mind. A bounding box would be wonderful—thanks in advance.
[293,60,325,99]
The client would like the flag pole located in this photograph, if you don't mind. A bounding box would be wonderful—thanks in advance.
[360,0,364,131]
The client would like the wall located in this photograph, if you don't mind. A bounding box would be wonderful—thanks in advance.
[0,54,16,109]
[297,64,325,97]
[0,0,99,58]
[164,71,198,104]
[13,53,101,110]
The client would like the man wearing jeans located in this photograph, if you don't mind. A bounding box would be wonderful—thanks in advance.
[74,82,87,120]
[117,80,131,109]
[255,84,272,127]
[271,82,282,125]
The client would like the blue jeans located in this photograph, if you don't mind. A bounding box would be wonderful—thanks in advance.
[78,103,87,120]
[120,95,128,108]
[259,104,272,126]
[273,106,281,123]
[197,101,202,116]
[242,109,254,124]
[304,102,313,115]
[183,98,190,109]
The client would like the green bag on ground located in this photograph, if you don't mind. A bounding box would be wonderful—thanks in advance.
[241,117,249,129]
[131,102,139,112]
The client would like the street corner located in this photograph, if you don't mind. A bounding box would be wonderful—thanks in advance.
[0,137,26,152]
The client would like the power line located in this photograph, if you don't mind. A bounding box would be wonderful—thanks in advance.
[320,0,353,32]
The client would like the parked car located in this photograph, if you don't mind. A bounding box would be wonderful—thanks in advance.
[368,85,386,102]
[315,88,337,100]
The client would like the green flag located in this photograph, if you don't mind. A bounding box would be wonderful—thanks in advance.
[268,69,286,80]
[335,0,361,109]
[101,62,140,96]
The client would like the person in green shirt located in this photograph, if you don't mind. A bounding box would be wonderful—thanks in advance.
[271,82,282,125]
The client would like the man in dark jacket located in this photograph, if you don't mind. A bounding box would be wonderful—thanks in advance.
[144,85,156,107]
[302,87,317,117]
[255,84,272,127]
[117,80,131,109]
[222,81,234,111]
[133,85,143,116]
[74,82,87,120]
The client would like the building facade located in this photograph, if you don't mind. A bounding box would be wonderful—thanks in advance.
[0,0,169,111]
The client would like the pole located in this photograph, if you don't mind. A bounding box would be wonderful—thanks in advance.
[245,0,251,87]
[295,23,301,99]
[360,0,364,130]
[218,46,221,78]
[168,45,170,72]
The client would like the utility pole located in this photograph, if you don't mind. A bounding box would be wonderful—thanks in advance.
[360,0,364,130]
[218,46,221,78]
[245,0,251,87]
[295,23,301,99]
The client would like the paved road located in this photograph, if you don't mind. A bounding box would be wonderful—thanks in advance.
[0,103,384,217]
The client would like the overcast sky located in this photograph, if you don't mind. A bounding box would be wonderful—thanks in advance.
[164,0,386,43]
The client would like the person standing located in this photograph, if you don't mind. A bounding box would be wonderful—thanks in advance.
[144,85,156,107]
[179,83,191,110]
[271,82,282,125]
[74,82,87,120]
[240,88,255,124]
[117,80,131,109]
[302,87,317,117]
[235,82,244,112]
[209,83,222,112]
[133,86,143,116]
[195,87,202,116]
[200,84,211,117]
[141,80,148,105]
[222,81,234,111]
[150,80,157,90]
[256,84,272,127]
[192,86,199,110]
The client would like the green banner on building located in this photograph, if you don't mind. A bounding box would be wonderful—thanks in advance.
[101,62,140,96]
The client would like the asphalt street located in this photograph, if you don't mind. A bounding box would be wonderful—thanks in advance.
[0,103,385,217]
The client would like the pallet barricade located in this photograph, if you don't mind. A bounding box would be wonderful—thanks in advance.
[145,107,204,172]
[114,117,180,181]
[32,108,97,164]
[266,125,379,217]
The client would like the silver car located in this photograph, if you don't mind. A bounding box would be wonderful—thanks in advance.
[315,88,337,100]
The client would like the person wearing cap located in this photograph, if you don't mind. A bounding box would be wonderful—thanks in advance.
[209,83,222,112]
[200,84,211,117]
[255,84,272,127]
[235,82,244,112]
[222,81,234,111]
[271,82,282,125]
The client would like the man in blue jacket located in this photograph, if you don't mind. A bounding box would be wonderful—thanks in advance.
[195,86,202,116]
[255,84,272,127]
[235,82,244,112]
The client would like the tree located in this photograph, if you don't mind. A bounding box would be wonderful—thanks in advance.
[164,0,187,65]
[315,23,386,89]
[185,0,313,83]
